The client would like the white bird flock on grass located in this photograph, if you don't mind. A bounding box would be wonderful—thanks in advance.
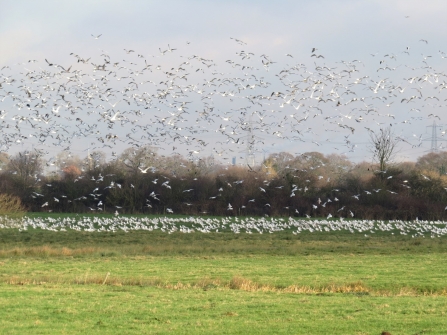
[0,215,446,238]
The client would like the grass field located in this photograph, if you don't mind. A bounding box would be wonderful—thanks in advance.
[1,214,447,334]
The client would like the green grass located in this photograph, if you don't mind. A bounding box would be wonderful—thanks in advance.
[1,254,447,294]
[1,215,447,334]
[1,284,446,335]
[1,227,447,256]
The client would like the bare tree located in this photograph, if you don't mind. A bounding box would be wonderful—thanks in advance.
[118,146,158,175]
[266,152,294,173]
[369,127,399,176]
[416,151,447,175]
[6,151,43,188]
[85,150,107,173]
[0,152,9,170]
[325,153,352,183]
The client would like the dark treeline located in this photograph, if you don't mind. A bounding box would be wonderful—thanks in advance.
[1,147,447,220]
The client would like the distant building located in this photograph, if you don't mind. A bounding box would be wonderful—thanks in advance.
[232,157,236,166]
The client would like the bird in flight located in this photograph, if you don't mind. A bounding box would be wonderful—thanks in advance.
[139,166,151,173]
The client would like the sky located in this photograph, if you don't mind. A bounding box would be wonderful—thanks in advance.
[1,0,447,166]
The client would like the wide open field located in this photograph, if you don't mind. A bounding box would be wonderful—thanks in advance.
[1,214,447,334]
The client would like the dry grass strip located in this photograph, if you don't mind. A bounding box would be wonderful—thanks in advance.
[3,275,447,297]
[0,246,99,257]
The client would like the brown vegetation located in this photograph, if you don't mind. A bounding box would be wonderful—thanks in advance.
[3,274,447,297]
[1,148,447,219]
[0,193,25,217]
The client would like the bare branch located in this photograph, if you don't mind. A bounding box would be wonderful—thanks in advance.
[368,127,399,175]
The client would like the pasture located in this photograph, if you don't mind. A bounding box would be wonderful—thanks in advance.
[1,214,447,334]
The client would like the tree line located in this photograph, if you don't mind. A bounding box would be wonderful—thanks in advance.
[1,146,447,220]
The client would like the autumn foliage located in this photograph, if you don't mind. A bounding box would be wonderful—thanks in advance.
[0,148,447,220]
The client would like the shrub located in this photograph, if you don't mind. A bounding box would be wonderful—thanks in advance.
[0,193,26,218]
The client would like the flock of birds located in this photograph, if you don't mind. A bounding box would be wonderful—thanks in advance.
[1,36,447,217]
[1,215,446,238]
[1,36,447,156]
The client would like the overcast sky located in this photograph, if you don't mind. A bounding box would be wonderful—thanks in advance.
[2,0,447,165]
